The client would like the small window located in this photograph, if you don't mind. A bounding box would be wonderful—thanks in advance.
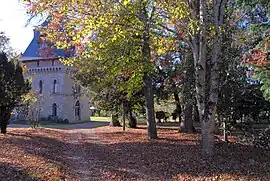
[52,60,55,66]
[53,79,57,93]
[39,80,43,94]
[37,34,46,44]
[37,61,40,67]
[52,103,57,117]
[75,101,81,120]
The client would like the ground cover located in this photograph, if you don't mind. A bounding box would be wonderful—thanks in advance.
[0,126,269,180]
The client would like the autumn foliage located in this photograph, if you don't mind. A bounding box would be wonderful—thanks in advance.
[1,126,269,180]
[242,49,269,66]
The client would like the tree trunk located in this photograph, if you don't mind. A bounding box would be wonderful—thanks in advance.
[126,101,137,128]
[0,108,10,134]
[193,103,200,123]
[128,112,137,128]
[179,104,195,133]
[142,7,157,139]
[201,115,215,157]
[110,106,121,127]
[1,122,7,134]
[202,0,227,156]
[223,118,228,143]
[110,114,121,126]
[122,101,126,131]
[173,91,182,122]
[180,51,195,133]
[187,0,228,158]
[144,75,158,139]
[201,101,217,156]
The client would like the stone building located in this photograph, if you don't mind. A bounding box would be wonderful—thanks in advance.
[20,26,91,123]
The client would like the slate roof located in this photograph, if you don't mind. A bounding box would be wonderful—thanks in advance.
[20,20,70,61]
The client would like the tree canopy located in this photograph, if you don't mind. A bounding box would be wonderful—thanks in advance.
[25,0,270,158]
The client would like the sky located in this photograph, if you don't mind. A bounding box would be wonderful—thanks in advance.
[0,0,36,53]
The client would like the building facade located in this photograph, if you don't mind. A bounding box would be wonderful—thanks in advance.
[20,28,91,123]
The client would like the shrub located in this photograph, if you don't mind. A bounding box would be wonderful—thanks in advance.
[128,116,137,128]
[40,115,68,124]
[237,127,270,150]
[110,114,121,126]
[164,112,170,121]
[63,119,69,124]
[47,115,58,122]
[156,111,165,122]
[39,117,48,122]
[172,110,178,120]
[254,128,270,149]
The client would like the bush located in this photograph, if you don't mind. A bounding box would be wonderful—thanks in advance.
[39,117,48,122]
[110,114,121,126]
[39,115,68,124]
[56,118,63,123]
[254,128,270,149]
[63,119,69,124]
[28,119,40,128]
[237,127,270,150]
[47,115,58,122]
[172,110,178,120]
[164,112,170,121]
[156,111,165,122]
[237,130,256,146]
[128,116,137,128]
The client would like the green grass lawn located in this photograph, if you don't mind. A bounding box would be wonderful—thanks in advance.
[90,116,112,122]
[90,116,148,123]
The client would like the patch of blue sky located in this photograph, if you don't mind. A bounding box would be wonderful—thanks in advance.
[0,0,44,53]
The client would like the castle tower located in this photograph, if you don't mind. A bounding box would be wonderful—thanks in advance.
[20,27,91,123]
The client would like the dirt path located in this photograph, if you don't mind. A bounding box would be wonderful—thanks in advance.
[63,129,102,181]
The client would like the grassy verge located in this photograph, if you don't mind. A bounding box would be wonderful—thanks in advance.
[90,116,112,122]
[90,116,148,123]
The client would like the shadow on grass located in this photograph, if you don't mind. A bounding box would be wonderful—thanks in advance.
[0,162,40,181]
[9,121,109,130]
[82,140,270,180]
[43,121,109,130]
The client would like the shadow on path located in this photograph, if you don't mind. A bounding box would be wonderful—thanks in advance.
[3,126,270,180]
[0,162,40,181]
[8,121,109,130]
[44,121,109,130]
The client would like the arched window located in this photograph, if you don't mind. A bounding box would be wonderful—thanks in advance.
[75,101,81,120]
[52,103,57,117]
[53,79,57,93]
[39,80,43,94]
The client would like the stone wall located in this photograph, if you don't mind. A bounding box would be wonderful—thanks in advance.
[23,59,91,122]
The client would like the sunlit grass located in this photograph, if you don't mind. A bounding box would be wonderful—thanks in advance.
[90,116,146,123]
[90,116,112,122]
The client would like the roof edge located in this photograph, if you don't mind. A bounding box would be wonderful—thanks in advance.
[19,57,59,61]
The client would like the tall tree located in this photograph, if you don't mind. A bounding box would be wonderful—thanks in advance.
[27,0,232,154]
[0,52,29,133]
[179,52,196,133]
[0,32,14,57]
[26,0,164,139]
[161,0,229,156]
